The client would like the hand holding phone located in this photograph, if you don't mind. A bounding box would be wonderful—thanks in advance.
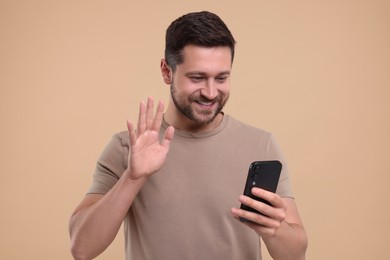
[240,160,282,222]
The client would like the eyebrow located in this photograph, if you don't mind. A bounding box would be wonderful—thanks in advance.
[185,71,231,77]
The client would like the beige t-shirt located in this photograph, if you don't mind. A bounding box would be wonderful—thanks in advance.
[88,114,293,260]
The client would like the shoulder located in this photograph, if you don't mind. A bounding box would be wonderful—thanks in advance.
[98,131,129,168]
[112,131,130,148]
[225,115,272,138]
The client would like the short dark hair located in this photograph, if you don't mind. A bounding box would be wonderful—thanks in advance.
[164,11,236,71]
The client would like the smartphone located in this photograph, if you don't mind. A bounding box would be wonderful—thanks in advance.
[240,160,282,222]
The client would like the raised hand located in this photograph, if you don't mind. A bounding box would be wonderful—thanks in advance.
[126,97,174,180]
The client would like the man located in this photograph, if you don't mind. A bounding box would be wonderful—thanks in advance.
[69,11,308,260]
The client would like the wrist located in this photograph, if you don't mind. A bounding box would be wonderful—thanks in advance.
[123,168,148,184]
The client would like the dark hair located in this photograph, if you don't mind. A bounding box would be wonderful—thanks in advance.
[164,11,236,71]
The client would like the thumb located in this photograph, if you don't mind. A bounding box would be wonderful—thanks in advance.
[161,126,175,148]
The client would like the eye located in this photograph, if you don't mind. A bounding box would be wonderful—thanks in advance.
[215,76,228,83]
[189,76,204,82]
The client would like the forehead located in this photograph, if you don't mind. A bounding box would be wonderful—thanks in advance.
[178,45,232,73]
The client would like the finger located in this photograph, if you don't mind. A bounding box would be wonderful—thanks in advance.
[145,96,154,130]
[245,190,286,221]
[251,188,285,209]
[245,221,280,237]
[239,195,280,221]
[231,207,267,224]
[127,120,136,147]
[151,100,164,131]
[239,194,271,215]
[161,126,175,148]
[231,207,281,229]
[137,101,146,135]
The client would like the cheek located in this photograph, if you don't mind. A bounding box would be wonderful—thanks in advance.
[174,78,200,95]
[218,83,231,95]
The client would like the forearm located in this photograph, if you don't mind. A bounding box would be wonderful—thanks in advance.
[69,174,147,260]
[262,221,308,260]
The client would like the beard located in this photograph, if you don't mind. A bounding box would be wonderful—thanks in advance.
[170,83,228,125]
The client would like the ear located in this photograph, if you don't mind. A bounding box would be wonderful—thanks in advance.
[160,59,172,84]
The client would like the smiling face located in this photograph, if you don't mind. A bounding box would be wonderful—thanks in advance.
[162,45,232,132]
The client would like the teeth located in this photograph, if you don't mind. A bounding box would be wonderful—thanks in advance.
[197,101,213,105]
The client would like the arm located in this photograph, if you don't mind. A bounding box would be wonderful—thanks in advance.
[231,188,308,260]
[69,97,174,260]
[69,178,146,260]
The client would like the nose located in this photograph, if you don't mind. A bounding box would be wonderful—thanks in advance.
[200,79,218,100]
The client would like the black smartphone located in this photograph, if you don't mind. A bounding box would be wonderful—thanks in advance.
[240,160,282,222]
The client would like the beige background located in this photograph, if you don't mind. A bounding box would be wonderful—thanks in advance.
[1,1,389,259]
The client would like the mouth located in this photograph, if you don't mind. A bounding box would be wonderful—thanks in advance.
[195,100,215,106]
[193,99,218,110]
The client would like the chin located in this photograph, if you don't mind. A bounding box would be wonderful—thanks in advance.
[192,111,220,125]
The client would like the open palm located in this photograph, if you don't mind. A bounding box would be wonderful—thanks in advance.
[127,97,174,180]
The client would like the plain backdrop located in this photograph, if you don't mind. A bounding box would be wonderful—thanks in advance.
[1,1,389,259]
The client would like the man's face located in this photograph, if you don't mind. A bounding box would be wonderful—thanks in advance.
[169,45,232,126]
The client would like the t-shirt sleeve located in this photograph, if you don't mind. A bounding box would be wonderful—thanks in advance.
[266,134,294,199]
[87,132,129,195]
